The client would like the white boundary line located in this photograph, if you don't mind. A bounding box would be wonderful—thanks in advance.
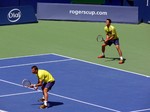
[0,79,41,98]
[0,53,51,61]
[0,59,73,69]
[0,91,39,98]
[51,53,150,78]
[130,108,150,112]
[0,79,121,112]
[0,53,149,112]
[0,109,8,112]
[0,53,149,78]
[48,92,121,112]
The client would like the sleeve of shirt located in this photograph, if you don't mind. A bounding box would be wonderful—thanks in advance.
[38,73,44,81]
[111,27,116,36]
[104,27,108,35]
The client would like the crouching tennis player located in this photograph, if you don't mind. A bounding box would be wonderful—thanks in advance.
[97,19,124,64]
[30,65,55,109]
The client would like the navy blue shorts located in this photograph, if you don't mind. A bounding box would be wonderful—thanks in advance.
[42,81,55,91]
[106,38,120,46]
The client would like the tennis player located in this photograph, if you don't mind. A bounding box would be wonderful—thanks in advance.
[97,19,124,64]
[30,65,55,109]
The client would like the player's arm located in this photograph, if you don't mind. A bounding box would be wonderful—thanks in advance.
[108,27,116,40]
[105,34,109,41]
[104,29,110,42]
[30,79,43,90]
[35,80,43,87]
[108,34,115,40]
[105,34,114,42]
[105,28,115,42]
[32,80,43,90]
[105,35,115,43]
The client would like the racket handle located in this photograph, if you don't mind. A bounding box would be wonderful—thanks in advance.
[102,37,105,41]
[33,84,38,90]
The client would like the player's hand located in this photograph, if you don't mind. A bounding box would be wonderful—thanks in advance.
[104,39,108,43]
[34,86,38,90]
[29,84,38,90]
[29,84,36,88]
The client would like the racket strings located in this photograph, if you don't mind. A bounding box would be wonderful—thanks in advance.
[97,35,104,42]
[22,79,31,87]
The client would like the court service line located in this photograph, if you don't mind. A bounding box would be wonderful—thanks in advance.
[130,108,150,112]
[0,79,121,112]
[0,58,73,69]
[51,53,150,78]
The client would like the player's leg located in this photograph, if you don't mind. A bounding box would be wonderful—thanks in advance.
[43,88,49,106]
[97,43,107,58]
[40,87,48,109]
[113,39,124,64]
[115,45,124,64]
[40,82,55,109]
[38,84,46,102]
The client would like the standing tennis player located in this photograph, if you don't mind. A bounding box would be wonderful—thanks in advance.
[30,65,55,109]
[97,19,124,64]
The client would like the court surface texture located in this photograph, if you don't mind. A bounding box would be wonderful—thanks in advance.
[0,53,150,112]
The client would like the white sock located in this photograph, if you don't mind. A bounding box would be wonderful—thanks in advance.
[102,53,105,56]
[120,56,123,60]
[44,101,47,106]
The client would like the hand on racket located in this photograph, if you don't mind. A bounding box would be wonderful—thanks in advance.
[31,84,38,90]
[22,79,38,90]
[96,35,105,42]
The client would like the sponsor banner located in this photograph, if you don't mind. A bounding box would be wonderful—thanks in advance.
[37,3,139,24]
[0,6,37,25]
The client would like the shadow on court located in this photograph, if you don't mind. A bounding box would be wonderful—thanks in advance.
[105,57,126,62]
[48,101,64,107]
[31,101,64,108]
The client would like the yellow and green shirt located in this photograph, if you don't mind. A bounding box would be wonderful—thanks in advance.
[104,25,118,39]
[36,69,55,83]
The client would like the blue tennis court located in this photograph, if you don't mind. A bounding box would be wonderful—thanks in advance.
[0,53,150,112]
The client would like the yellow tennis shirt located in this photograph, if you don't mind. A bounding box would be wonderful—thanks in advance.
[104,25,118,39]
[36,69,55,83]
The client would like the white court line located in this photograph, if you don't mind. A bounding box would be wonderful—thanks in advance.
[51,53,150,78]
[0,91,39,98]
[0,79,40,98]
[0,79,23,87]
[0,109,8,112]
[0,79,121,112]
[0,58,73,69]
[130,108,150,112]
[0,53,149,78]
[0,53,51,61]
[0,53,149,111]
[48,92,121,112]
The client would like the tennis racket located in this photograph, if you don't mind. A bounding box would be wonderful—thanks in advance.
[96,35,105,42]
[22,79,31,88]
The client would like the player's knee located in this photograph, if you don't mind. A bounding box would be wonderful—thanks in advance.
[115,45,120,49]
[43,88,48,93]
[102,44,106,47]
